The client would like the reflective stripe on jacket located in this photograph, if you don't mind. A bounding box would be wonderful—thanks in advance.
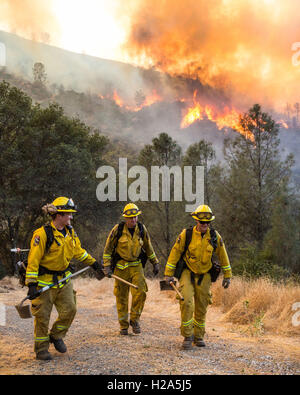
[103,223,159,270]
[25,221,96,287]
[165,226,232,278]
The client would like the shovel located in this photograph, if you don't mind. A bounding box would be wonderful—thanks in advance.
[160,280,184,301]
[15,266,91,319]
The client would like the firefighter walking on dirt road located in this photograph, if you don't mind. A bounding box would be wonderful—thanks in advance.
[164,205,232,350]
[102,203,160,335]
[25,197,102,360]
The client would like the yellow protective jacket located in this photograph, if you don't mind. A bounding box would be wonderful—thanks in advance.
[165,226,232,279]
[103,223,159,270]
[25,221,96,288]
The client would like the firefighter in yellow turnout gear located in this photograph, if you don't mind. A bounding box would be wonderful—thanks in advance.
[102,203,159,335]
[164,205,232,350]
[25,197,101,360]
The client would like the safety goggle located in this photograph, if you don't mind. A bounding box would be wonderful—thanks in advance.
[56,198,77,211]
[194,212,213,220]
[123,208,140,216]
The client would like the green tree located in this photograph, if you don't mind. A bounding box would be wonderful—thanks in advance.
[0,81,110,275]
[182,139,217,205]
[135,89,146,108]
[262,189,300,276]
[138,133,182,269]
[33,62,47,84]
[217,104,294,256]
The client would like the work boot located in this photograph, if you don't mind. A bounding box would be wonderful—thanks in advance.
[50,336,67,353]
[130,320,141,334]
[182,336,193,350]
[120,329,128,335]
[194,338,206,347]
[36,350,53,361]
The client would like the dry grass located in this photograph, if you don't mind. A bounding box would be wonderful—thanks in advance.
[211,276,300,335]
[2,274,299,337]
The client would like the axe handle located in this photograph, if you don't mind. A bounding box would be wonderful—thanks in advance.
[21,266,91,303]
[112,274,138,289]
[170,281,184,301]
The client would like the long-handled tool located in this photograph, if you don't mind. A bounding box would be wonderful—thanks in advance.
[96,261,138,289]
[16,265,138,319]
[15,266,91,319]
[160,279,184,301]
[111,274,138,289]
[11,248,30,253]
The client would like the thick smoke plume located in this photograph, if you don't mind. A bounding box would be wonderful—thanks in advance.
[1,0,299,114]
[124,0,300,111]
[0,0,60,44]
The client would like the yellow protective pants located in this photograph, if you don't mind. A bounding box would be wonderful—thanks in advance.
[178,268,212,339]
[113,264,148,330]
[31,280,77,353]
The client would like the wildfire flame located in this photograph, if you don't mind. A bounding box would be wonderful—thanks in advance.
[113,90,124,108]
[141,90,162,109]
[109,89,162,111]
[181,90,255,141]
[100,88,290,141]
[278,120,289,129]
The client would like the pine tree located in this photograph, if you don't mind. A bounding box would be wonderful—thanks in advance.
[217,104,294,254]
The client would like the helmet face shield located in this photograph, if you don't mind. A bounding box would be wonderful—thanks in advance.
[123,208,140,217]
[191,205,215,221]
[194,212,213,221]
[56,198,77,213]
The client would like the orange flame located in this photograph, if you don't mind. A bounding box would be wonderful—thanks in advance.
[141,90,162,108]
[181,90,255,141]
[113,90,124,107]
[110,89,162,111]
[278,119,289,129]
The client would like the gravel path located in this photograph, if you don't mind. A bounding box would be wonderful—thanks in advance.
[0,277,299,376]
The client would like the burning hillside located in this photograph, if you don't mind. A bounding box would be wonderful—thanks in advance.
[1,0,299,114]
[0,0,298,145]
[124,0,300,114]
[103,85,291,142]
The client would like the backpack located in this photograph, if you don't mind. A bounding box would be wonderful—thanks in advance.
[16,224,73,287]
[110,221,148,271]
[174,227,220,282]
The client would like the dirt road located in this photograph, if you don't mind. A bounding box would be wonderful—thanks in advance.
[0,277,299,375]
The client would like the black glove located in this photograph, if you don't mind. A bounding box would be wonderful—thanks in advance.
[92,261,104,280]
[92,261,101,271]
[27,283,38,300]
[103,265,113,278]
[222,278,231,289]
[153,263,159,276]
[164,276,175,285]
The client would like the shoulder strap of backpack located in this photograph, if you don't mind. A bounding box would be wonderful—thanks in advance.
[209,228,218,251]
[137,222,145,240]
[115,222,125,246]
[43,224,54,253]
[183,227,193,256]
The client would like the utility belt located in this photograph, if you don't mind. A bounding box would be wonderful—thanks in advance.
[177,259,220,286]
[38,264,72,285]
[111,252,144,271]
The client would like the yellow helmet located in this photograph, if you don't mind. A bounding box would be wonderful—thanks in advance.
[51,197,77,213]
[191,204,215,222]
[122,203,142,218]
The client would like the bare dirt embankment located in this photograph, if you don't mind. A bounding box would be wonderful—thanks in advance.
[0,276,299,375]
